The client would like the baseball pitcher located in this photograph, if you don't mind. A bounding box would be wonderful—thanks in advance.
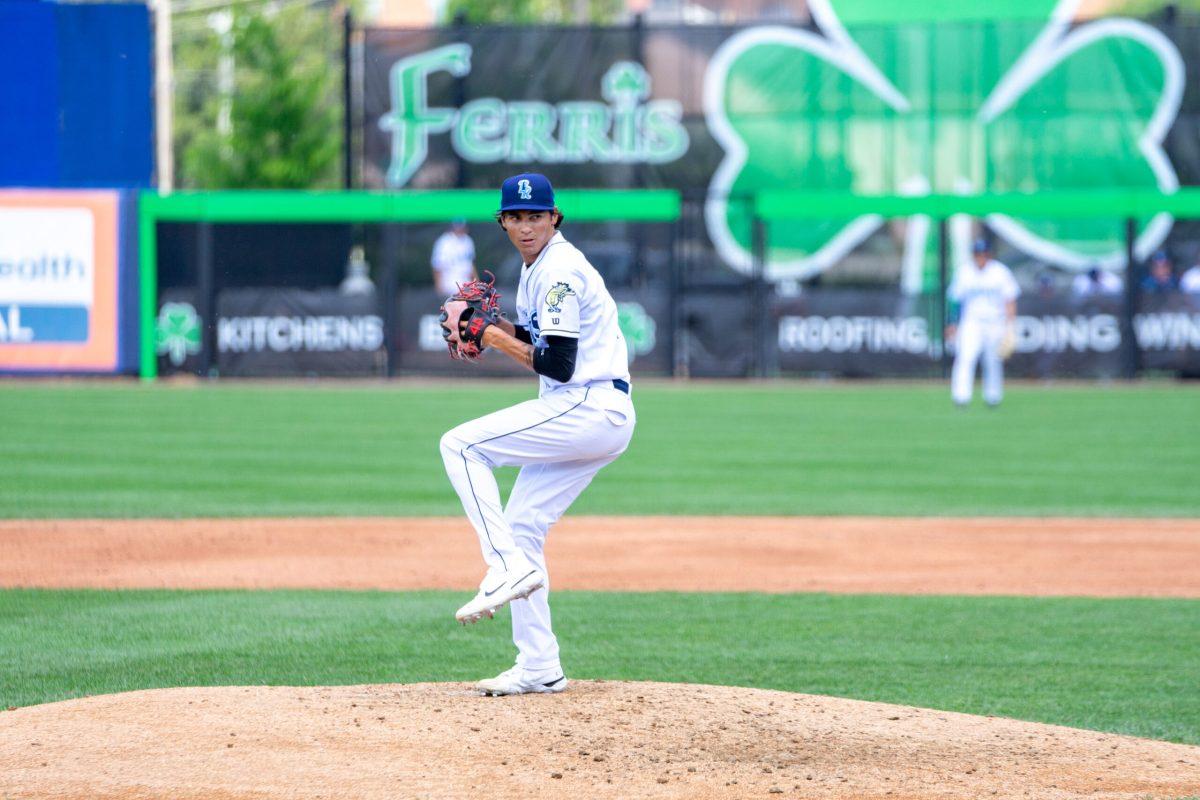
[437,173,635,696]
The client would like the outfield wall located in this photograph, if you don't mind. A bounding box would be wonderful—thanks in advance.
[137,190,1200,381]
[6,189,1196,379]
[139,190,680,379]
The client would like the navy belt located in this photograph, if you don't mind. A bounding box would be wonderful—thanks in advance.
[612,378,630,394]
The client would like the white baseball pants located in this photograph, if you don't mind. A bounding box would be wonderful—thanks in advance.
[952,317,1004,405]
[440,384,635,671]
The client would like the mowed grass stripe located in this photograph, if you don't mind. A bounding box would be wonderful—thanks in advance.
[1,589,1196,745]
[1,382,1197,517]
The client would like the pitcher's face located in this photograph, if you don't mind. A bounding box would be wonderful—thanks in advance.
[501,209,558,264]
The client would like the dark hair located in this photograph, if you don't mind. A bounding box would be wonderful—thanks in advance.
[495,207,564,229]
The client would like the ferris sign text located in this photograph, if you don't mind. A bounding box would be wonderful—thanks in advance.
[380,44,689,188]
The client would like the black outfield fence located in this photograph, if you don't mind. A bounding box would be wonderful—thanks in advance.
[143,192,1200,380]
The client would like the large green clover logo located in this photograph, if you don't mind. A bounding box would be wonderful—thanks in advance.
[705,0,1183,285]
[156,302,202,367]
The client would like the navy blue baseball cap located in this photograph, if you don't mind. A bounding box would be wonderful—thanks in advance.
[500,173,555,212]
[972,238,991,253]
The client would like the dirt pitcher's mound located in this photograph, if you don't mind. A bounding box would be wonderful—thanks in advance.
[2,682,1198,800]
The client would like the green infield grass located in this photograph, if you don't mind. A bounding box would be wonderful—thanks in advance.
[1,589,1196,744]
[1,381,1197,517]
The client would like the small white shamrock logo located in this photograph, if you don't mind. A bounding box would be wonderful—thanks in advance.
[156,302,202,366]
[616,302,656,363]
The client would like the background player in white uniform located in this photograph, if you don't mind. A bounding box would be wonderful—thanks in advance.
[430,218,476,296]
[438,173,635,696]
[946,239,1020,407]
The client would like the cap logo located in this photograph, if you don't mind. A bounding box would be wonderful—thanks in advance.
[517,179,533,200]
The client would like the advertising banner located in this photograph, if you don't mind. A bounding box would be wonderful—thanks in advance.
[152,277,1200,379]
[155,288,387,378]
[362,8,1199,288]
[773,291,1200,378]
[775,291,942,377]
[362,27,706,193]
[0,190,126,373]
[1000,296,1126,379]
[1134,292,1200,373]
[156,285,668,378]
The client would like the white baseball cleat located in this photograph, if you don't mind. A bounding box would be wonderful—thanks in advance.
[476,665,569,696]
[454,566,545,625]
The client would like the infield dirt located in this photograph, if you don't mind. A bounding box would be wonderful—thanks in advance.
[2,515,1199,799]
[3,515,1199,596]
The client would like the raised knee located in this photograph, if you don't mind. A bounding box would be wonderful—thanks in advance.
[441,428,490,469]
[439,429,464,460]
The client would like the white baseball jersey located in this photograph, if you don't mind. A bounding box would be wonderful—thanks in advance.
[949,259,1020,323]
[431,231,476,295]
[440,228,636,676]
[949,259,1019,406]
[514,231,630,396]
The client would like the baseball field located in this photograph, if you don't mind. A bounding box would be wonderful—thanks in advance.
[1,380,1198,799]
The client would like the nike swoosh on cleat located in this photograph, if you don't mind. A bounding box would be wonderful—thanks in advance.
[482,582,507,597]
[542,676,565,687]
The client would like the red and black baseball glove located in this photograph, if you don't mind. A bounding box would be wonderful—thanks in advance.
[439,271,502,361]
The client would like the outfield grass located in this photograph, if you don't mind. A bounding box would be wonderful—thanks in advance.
[1,381,1197,517]
[1,589,1196,744]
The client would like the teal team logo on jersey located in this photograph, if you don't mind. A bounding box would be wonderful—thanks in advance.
[545,282,575,313]
[704,0,1183,284]
[380,48,689,188]
[156,302,202,366]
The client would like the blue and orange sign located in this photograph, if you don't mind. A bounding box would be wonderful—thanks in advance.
[0,190,121,372]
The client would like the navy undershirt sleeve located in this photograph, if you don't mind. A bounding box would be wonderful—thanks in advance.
[513,324,532,344]
[532,335,578,383]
